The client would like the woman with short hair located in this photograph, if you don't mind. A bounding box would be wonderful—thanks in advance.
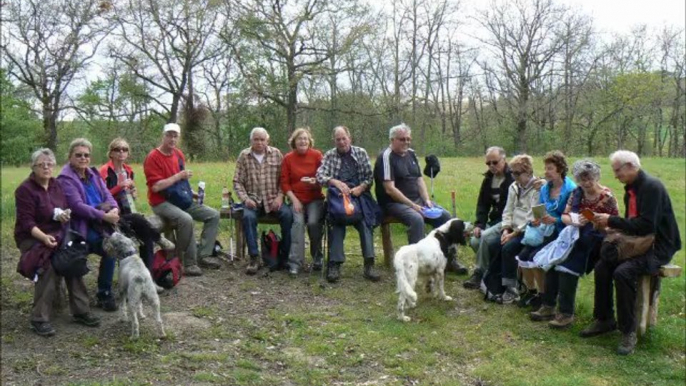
[58,138,121,312]
[15,148,99,335]
[281,128,325,275]
[530,160,619,329]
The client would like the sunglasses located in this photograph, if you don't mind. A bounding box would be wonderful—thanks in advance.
[485,160,500,166]
[74,153,90,159]
[111,147,129,153]
[395,137,411,143]
[33,162,55,169]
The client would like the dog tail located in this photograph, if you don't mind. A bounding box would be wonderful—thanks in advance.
[394,248,417,304]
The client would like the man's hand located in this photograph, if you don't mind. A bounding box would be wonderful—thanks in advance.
[350,186,364,197]
[270,195,283,211]
[501,229,515,245]
[473,226,482,238]
[245,198,257,209]
[335,180,351,195]
[533,178,545,190]
[177,170,193,180]
[411,203,423,213]
[424,200,434,208]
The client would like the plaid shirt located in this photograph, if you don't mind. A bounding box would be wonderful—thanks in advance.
[233,146,283,212]
[316,145,373,188]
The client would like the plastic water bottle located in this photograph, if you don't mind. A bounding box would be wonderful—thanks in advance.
[198,181,206,205]
[221,186,230,209]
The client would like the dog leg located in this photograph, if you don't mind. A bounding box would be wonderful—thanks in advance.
[119,287,129,322]
[152,296,166,338]
[436,271,453,301]
[397,294,411,322]
[128,293,140,339]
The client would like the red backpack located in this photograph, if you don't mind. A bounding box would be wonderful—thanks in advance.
[152,250,182,289]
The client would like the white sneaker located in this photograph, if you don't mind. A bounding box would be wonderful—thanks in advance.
[498,287,520,304]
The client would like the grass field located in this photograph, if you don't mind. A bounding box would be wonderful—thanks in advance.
[1,157,684,386]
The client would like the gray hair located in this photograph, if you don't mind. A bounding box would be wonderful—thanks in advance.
[486,146,506,158]
[389,123,411,140]
[332,125,351,138]
[250,127,269,140]
[609,150,641,169]
[31,148,56,165]
[572,159,601,181]
[68,138,93,157]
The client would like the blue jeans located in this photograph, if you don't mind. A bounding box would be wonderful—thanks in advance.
[383,202,452,244]
[88,238,115,299]
[328,220,375,264]
[242,204,293,258]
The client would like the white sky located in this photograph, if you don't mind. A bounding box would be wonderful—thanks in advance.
[561,0,685,35]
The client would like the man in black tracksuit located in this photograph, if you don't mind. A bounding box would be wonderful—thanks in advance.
[582,150,681,355]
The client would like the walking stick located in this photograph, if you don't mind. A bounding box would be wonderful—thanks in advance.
[451,191,457,218]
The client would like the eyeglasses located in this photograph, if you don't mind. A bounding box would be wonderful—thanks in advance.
[395,137,411,143]
[612,163,627,173]
[111,147,129,153]
[485,160,501,166]
[512,171,523,177]
[33,162,55,169]
[74,153,90,159]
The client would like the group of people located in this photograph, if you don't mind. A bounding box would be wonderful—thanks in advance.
[463,147,680,355]
[15,122,681,357]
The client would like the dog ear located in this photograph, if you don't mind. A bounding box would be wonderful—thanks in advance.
[448,220,466,245]
[433,231,451,257]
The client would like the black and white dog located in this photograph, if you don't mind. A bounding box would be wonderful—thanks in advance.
[394,218,471,322]
[103,232,166,339]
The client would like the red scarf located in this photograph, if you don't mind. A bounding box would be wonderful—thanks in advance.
[627,189,638,218]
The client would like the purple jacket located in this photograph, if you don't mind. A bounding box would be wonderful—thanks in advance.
[58,164,118,238]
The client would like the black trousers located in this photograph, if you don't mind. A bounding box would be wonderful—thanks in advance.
[592,253,653,334]
[542,269,579,315]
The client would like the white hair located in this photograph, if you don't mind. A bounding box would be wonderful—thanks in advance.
[31,148,56,165]
[486,146,506,158]
[389,123,411,140]
[250,127,269,140]
[609,150,641,169]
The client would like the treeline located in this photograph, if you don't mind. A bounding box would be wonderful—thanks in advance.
[1,0,684,166]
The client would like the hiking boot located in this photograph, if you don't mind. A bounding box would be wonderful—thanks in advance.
[199,257,222,270]
[549,313,575,329]
[289,267,299,277]
[530,305,556,321]
[185,264,203,277]
[312,259,323,272]
[497,287,520,304]
[245,255,260,275]
[363,259,381,282]
[158,237,176,251]
[73,313,101,327]
[617,332,637,355]
[463,271,482,290]
[30,321,56,337]
[528,293,543,310]
[517,290,538,308]
[326,263,341,283]
[445,254,468,275]
[579,319,617,338]
[95,293,118,312]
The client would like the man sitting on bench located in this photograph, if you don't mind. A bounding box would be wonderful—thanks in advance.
[583,150,681,355]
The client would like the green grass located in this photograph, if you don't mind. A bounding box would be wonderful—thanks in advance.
[1,157,684,386]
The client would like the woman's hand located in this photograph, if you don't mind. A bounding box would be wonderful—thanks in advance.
[501,229,515,245]
[530,218,542,227]
[541,215,556,225]
[291,197,303,213]
[119,178,135,190]
[56,209,71,223]
[103,209,120,224]
[42,235,58,248]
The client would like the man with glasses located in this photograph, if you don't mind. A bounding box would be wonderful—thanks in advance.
[373,124,464,273]
[143,123,221,276]
[463,146,515,289]
[581,150,681,355]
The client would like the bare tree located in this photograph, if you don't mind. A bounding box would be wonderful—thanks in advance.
[1,0,112,149]
[475,0,567,153]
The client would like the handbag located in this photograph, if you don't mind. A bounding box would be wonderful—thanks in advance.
[51,226,90,278]
[327,186,363,225]
[162,150,193,210]
[521,223,554,247]
[602,231,654,261]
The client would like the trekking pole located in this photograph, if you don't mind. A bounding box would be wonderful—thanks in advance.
[451,191,457,218]
[430,169,435,202]
[228,191,236,260]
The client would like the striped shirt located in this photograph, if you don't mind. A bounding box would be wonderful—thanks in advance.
[316,146,373,188]
[233,146,283,213]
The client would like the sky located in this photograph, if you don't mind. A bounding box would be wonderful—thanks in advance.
[562,0,685,35]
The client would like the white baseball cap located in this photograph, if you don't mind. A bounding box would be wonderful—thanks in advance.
[163,123,181,134]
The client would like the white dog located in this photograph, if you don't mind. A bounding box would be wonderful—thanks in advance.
[103,232,166,339]
[394,218,470,322]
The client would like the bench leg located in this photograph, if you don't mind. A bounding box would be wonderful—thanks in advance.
[636,275,651,337]
[381,223,393,268]
[648,276,661,328]
[235,218,245,260]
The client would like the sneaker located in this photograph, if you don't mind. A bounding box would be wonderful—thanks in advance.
[73,313,101,327]
[517,290,537,308]
[184,265,203,276]
[199,257,221,270]
[579,319,617,338]
[245,255,259,275]
[463,271,482,290]
[30,321,56,337]
[96,294,118,312]
[312,259,323,272]
[530,305,556,321]
[617,332,637,355]
[549,313,574,329]
[326,263,340,283]
[289,267,299,277]
[497,287,520,304]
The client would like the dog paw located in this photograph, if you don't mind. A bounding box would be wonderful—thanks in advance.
[399,315,411,322]
[442,295,454,301]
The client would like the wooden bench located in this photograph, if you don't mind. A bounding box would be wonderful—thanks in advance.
[635,264,682,337]
[221,208,400,266]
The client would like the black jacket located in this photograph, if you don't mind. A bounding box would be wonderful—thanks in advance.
[474,165,514,230]
[608,170,681,266]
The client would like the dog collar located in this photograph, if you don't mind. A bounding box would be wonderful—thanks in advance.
[122,250,138,258]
